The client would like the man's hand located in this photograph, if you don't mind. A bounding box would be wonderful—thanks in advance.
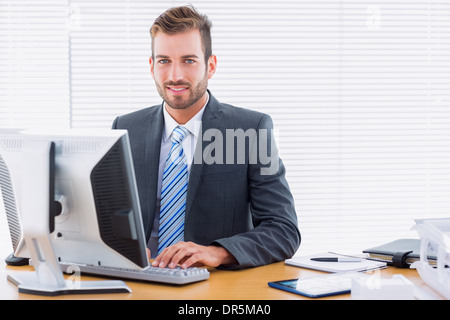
[151,241,237,269]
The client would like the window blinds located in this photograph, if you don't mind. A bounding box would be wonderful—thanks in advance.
[0,0,70,129]
[0,0,449,256]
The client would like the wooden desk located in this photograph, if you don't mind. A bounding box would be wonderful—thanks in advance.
[0,260,442,300]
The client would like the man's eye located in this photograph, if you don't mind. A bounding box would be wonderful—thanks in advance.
[185,59,195,64]
[159,59,169,64]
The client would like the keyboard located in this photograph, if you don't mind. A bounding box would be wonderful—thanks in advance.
[59,262,210,285]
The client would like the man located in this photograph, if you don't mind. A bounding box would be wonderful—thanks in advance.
[112,5,300,270]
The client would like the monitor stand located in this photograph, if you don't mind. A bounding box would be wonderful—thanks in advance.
[6,140,131,296]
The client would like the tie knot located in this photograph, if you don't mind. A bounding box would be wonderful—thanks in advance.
[172,126,189,144]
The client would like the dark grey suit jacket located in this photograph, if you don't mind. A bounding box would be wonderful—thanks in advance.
[112,91,300,269]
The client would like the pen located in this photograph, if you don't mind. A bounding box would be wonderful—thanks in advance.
[310,257,362,263]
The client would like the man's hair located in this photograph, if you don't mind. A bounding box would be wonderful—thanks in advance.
[150,5,212,63]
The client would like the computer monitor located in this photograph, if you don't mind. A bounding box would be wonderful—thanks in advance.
[0,129,29,265]
[0,129,148,294]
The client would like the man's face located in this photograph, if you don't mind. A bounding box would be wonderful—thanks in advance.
[150,29,216,111]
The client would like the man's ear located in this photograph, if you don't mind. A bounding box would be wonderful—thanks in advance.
[207,54,217,79]
[149,57,155,79]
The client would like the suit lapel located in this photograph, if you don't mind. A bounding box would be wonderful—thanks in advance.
[144,104,164,234]
[186,92,223,219]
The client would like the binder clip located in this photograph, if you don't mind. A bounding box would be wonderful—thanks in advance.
[392,250,413,268]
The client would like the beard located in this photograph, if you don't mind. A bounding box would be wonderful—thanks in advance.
[155,71,209,110]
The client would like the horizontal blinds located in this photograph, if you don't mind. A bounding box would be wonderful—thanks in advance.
[69,0,160,127]
[206,0,450,254]
[0,0,450,256]
[0,0,70,129]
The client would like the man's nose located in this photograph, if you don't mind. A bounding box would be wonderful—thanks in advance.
[167,63,184,83]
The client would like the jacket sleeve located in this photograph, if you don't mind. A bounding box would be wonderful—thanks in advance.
[212,114,301,269]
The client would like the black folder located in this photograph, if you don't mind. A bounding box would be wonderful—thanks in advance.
[363,239,436,268]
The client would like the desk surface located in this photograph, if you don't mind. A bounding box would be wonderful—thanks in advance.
[0,260,443,300]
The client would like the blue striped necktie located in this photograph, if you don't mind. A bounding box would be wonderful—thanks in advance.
[158,126,189,254]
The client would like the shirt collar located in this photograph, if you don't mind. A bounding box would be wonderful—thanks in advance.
[162,92,209,142]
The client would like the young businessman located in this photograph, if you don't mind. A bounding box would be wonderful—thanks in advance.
[112,5,300,270]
